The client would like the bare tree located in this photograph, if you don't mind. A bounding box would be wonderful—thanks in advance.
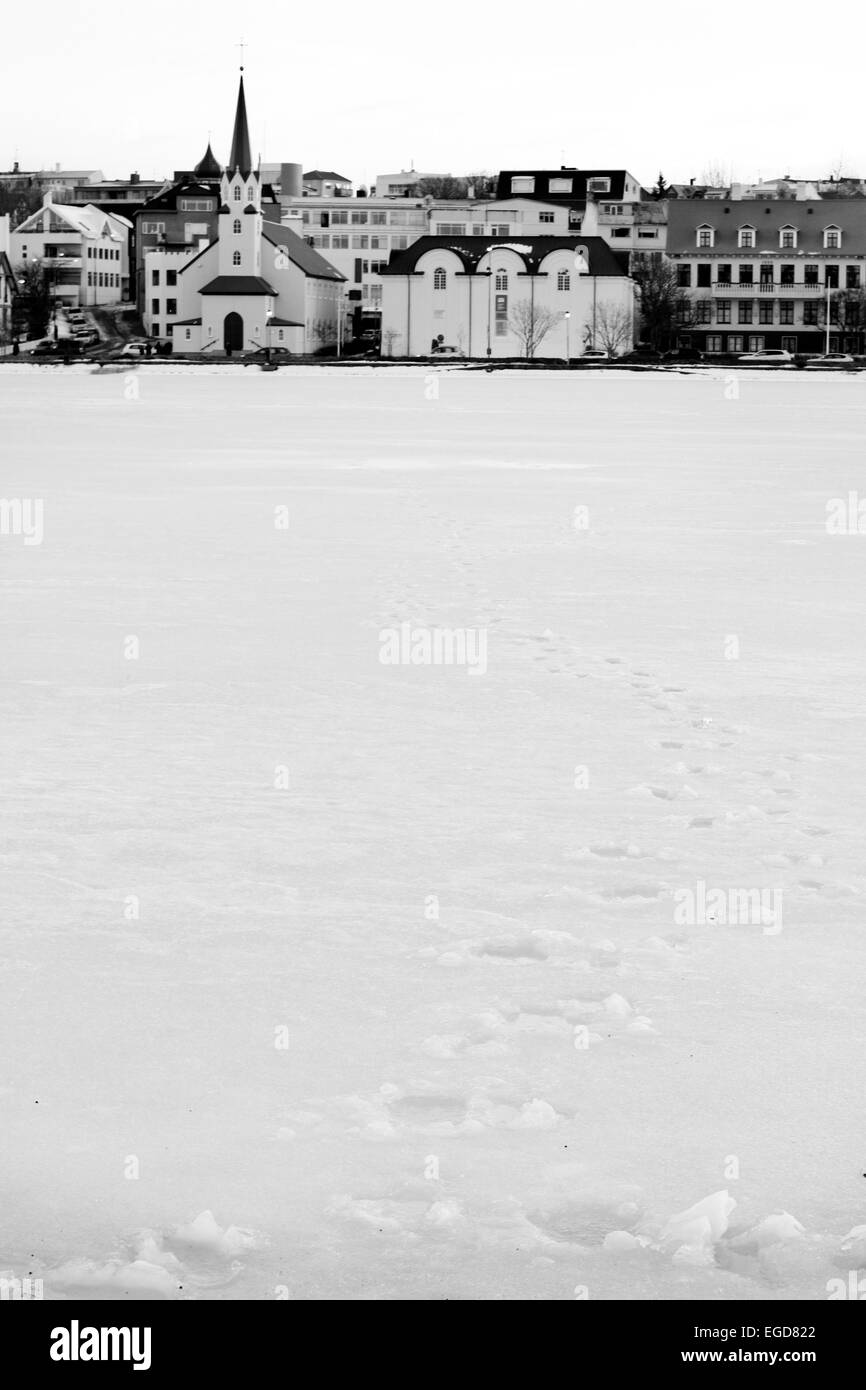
[630,253,691,349]
[700,161,729,190]
[595,301,633,358]
[824,287,866,350]
[508,299,560,358]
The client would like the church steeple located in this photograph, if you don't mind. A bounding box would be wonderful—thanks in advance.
[194,141,222,180]
[228,74,253,180]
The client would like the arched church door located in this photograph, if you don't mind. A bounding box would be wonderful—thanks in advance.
[223,312,243,352]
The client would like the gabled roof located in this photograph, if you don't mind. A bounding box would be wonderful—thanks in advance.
[382,234,628,278]
[268,316,304,326]
[303,170,351,183]
[199,274,276,295]
[173,317,202,326]
[263,227,346,280]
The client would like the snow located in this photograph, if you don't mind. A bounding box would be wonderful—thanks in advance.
[1,362,865,1301]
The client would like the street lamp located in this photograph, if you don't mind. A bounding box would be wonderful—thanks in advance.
[486,246,495,360]
[564,309,571,365]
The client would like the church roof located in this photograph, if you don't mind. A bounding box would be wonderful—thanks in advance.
[268,317,304,326]
[199,275,276,295]
[227,74,253,180]
[194,143,222,179]
[263,229,346,281]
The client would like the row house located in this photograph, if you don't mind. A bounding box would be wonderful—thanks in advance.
[666,200,866,354]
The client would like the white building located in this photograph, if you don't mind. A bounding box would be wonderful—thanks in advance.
[9,198,128,306]
[380,235,636,358]
[285,194,428,316]
[145,75,345,353]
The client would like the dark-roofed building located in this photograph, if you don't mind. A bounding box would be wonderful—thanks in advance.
[496,168,645,204]
[144,75,345,353]
[303,170,353,198]
[666,199,866,355]
[380,235,636,358]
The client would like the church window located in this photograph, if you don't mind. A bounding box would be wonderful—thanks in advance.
[433,268,447,290]
[495,270,508,291]
[557,269,570,291]
[233,186,241,201]
[247,185,254,201]
[233,219,242,234]
[233,251,242,265]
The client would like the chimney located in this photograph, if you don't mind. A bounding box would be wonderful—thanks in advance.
[130,172,139,185]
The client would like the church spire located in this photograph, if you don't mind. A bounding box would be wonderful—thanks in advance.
[228,73,253,180]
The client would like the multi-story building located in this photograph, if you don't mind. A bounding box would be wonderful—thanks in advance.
[71,173,166,204]
[374,169,441,197]
[286,194,428,320]
[495,167,645,203]
[9,198,129,307]
[303,170,352,198]
[380,235,635,358]
[666,199,866,355]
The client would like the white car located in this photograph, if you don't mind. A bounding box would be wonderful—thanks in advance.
[580,348,609,361]
[738,349,794,364]
[804,352,856,369]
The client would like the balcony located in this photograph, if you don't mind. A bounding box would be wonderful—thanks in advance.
[710,281,826,297]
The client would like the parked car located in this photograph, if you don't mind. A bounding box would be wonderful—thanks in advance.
[431,344,462,356]
[621,345,662,364]
[580,348,609,361]
[243,346,293,362]
[28,338,82,358]
[738,349,794,364]
[664,346,704,363]
[804,352,856,369]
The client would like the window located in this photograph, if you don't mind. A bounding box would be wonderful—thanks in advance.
[717,264,732,285]
[748,335,765,351]
[587,177,610,193]
[350,211,368,225]
[716,300,731,324]
[847,266,861,289]
[706,336,723,353]
[371,211,387,226]
[332,234,350,249]
[152,324,160,336]
[369,236,384,249]
[391,236,408,250]
[638,230,658,239]
[311,234,330,248]
[233,186,241,201]
[510,176,535,194]
[185,329,191,340]
[494,291,508,334]
[823,226,841,249]
[777,302,793,324]
[696,302,712,323]
[556,269,570,291]
[697,264,711,288]
[233,251,241,265]
[435,223,466,236]
[233,219,242,234]
[803,303,819,325]
[739,302,753,324]
[779,226,797,248]
[611,228,630,238]
[781,336,797,352]
[549,177,573,194]
[602,204,625,216]
[495,270,508,291]
[165,325,173,337]
[825,265,839,288]
[141,221,165,234]
[331,210,348,225]
[677,264,691,288]
[166,299,177,316]
[433,267,447,290]
[539,211,555,224]
[726,335,743,352]
[151,298,159,314]
[739,264,753,285]
[759,301,773,324]
[780,264,794,285]
[738,227,756,248]
[697,225,714,248]
[278,330,284,341]
[179,199,213,212]
[151,269,160,285]
[166,270,176,286]
[351,235,368,249]
[805,264,819,285]
[247,185,254,201]
[490,224,510,236]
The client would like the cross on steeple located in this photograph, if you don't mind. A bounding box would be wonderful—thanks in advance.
[237,37,246,70]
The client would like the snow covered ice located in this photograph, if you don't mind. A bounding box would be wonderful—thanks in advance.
[1,362,865,1301]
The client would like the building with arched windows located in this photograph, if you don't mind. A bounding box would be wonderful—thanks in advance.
[379,235,635,357]
[142,75,344,353]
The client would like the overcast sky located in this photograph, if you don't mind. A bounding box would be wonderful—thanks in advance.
[4,1,865,190]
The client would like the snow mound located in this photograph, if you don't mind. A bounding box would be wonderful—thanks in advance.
[658,1190,737,1264]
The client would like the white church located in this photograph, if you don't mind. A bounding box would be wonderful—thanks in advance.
[144,74,345,354]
